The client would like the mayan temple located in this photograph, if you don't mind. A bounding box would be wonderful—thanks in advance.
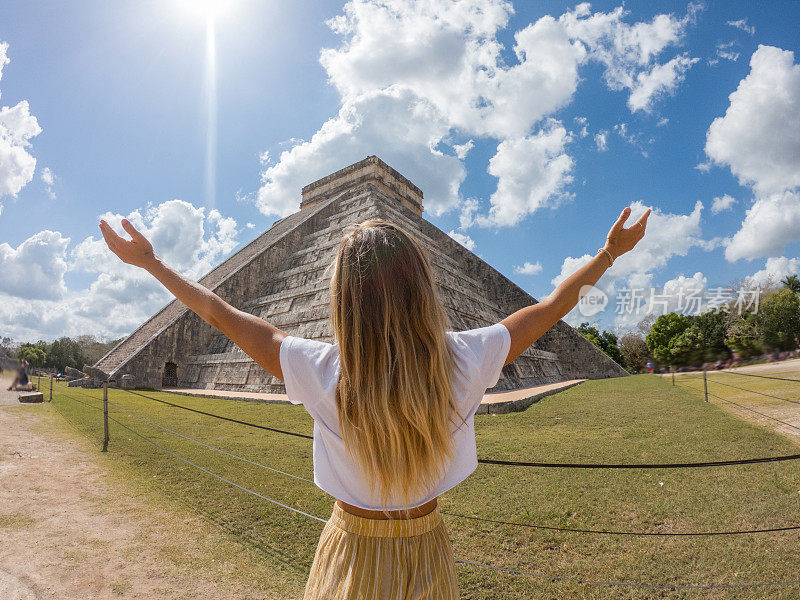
[93,156,627,396]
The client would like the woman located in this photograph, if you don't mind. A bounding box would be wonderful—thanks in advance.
[7,358,30,391]
[99,205,649,599]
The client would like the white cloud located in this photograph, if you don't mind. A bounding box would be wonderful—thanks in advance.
[613,271,708,330]
[0,230,70,301]
[0,199,241,342]
[452,139,474,160]
[549,201,710,326]
[714,42,740,63]
[41,166,55,199]
[705,46,800,196]
[514,261,543,275]
[627,54,698,112]
[724,190,800,261]
[320,0,585,140]
[255,1,701,228]
[612,201,708,276]
[0,41,42,209]
[704,46,800,262]
[446,230,475,251]
[574,116,589,138]
[73,199,239,281]
[745,256,800,288]
[480,120,573,227]
[560,3,699,111]
[40,166,54,185]
[246,222,255,229]
[594,131,607,151]
[256,88,465,218]
[711,194,736,214]
[458,197,479,230]
[727,19,755,35]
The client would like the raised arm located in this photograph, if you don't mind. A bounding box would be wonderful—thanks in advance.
[99,218,287,380]
[500,206,650,366]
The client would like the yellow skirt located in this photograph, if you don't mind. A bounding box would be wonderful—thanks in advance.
[303,503,459,599]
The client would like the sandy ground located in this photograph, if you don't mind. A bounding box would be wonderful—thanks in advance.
[0,375,303,600]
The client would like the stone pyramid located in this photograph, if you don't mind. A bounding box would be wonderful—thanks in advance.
[94,156,627,392]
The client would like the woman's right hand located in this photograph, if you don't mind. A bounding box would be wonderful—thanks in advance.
[99,218,157,270]
[604,206,651,260]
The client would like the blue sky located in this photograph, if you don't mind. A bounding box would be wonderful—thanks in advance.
[1,0,799,342]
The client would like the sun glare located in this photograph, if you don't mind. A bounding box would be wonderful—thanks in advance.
[178,0,234,20]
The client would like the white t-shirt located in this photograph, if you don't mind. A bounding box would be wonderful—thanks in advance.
[279,322,512,510]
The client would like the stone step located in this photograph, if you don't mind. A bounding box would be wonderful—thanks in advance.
[19,392,44,403]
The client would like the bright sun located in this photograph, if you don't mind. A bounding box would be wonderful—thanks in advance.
[178,0,234,20]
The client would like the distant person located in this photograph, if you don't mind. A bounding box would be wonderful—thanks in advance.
[99,206,650,598]
[7,358,30,391]
[646,360,654,374]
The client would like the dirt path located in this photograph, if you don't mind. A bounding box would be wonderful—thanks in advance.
[0,377,305,600]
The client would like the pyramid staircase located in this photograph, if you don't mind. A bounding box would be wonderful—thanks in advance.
[94,156,628,392]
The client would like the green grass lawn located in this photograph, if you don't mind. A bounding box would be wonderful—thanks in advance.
[50,374,800,599]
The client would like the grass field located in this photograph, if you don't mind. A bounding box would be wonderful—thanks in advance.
[49,373,800,599]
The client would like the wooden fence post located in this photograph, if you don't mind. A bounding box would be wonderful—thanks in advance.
[102,382,109,452]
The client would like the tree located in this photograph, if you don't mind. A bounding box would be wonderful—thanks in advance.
[646,313,691,365]
[0,336,16,358]
[619,333,652,372]
[577,323,624,365]
[18,344,46,368]
[669,324,705,366]
[725,311,762,359]
[45,337,89,371]
[758,288,800,351]
[693,310,731,361]
[781,274,800,295]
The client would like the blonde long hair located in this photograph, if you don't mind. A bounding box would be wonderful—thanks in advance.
[329,218,461,510]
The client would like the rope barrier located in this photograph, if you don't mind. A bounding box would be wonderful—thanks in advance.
[108,386,800,469]
[677,382,800,433]
[455,559,800,590]
[706,378,800,405]
[56,386,800,537]
[475,453,800,468]
[104,397,317,484]
[112,387,313,439]
[710,392,800,433]
[105,409,326,523]
[50,388,800,589]
[444,511,800,536]
[719,370,800,383]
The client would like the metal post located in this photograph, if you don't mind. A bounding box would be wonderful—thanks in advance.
[38,374,41,392]
[672,367,675,387]
[703,368,708,402]
[49,376,53,402]
[102,382,109,452]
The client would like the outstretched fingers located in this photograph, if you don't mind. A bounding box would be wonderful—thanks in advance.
[99,220,125,251]
[121,218,146,242]
[609,206,631,236]
[633,208,651,238]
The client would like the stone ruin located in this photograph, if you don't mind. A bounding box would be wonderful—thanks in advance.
[92,156,628,394]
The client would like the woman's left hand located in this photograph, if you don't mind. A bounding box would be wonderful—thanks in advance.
[604,207,651,259]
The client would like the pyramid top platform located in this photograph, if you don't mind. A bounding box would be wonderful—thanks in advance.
[300,155,424,216]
